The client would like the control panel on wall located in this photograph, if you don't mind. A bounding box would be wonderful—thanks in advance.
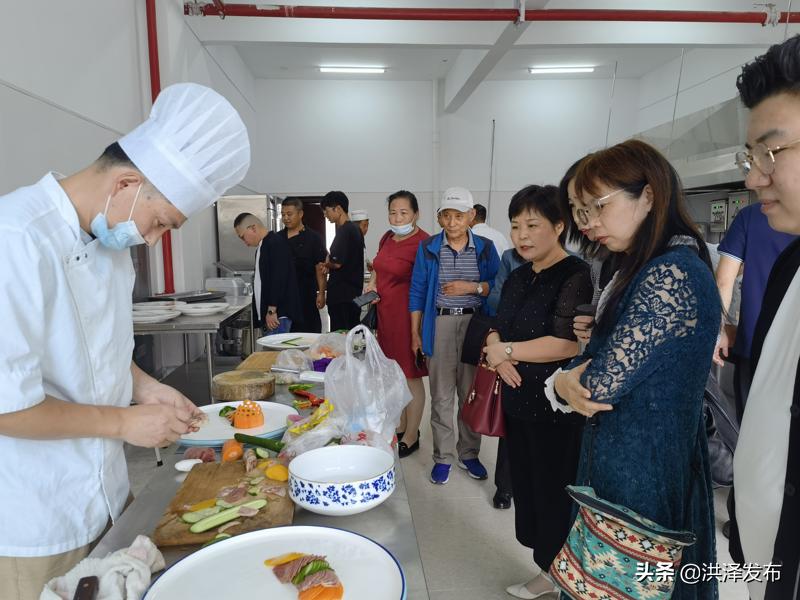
[710,200,728,233]
[727,192,751,228]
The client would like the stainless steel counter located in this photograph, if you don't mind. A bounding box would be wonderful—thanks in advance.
[133,297,255,399]
[89,384,429,599]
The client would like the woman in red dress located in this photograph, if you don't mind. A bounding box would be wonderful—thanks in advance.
[367,191,429,457]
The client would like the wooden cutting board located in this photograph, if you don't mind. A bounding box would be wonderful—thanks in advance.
[237,351,281,372]
[152,461,294,547]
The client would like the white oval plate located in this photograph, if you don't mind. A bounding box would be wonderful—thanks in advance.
[132,310,181,324]
[144,526,405,600]
[256,332,321,350]
[133,301,186,311]
[176,302,230,317]
[180,401,298,447]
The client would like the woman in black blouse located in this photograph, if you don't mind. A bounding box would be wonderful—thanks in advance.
[483,185,592,599]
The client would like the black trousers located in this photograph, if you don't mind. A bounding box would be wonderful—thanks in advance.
[495,437,513,495]
[300,293,322,333]
[727,355,752,564]
[505,413,583,572]
[328,301,360,332]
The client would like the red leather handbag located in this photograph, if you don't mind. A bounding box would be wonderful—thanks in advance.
[462,350,505,437]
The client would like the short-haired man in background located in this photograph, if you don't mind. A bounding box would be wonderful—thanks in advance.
[235,213,303,333]
[321,191,364,331]
[350,209,373,272]
[471,203,511,259]
[279,198,328,333]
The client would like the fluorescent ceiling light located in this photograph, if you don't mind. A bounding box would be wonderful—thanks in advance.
[320,66,385,74]
[529,66,595,74]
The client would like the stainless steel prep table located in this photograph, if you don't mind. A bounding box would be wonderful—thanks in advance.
[89,384,429,599]
[133,297,255,400]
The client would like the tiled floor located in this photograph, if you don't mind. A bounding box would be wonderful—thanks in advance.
[125,359,749,600]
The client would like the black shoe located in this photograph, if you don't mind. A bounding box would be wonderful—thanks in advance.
[722,520,731,539]
[493,491,512,509]
[398,438,420,458]
[396,431,405,440]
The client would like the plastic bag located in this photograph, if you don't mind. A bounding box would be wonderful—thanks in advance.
[307,332,347,360]
[272,349,312,384]
[324,326,412,455]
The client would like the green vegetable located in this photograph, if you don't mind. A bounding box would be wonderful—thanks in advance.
[248,485,261,496]
[254,447,273,459]
[291,559,332,586]
[218,406,236,418]
[181,506,222,524]
[201,533,231,548]
[288,383,315,392]
[190,499,267,533]
[234,433,285,453]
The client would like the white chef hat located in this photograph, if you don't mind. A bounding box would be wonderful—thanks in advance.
[118,82,251,218]
[350,210,369,221]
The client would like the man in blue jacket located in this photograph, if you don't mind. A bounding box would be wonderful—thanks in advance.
[410,187,500,484]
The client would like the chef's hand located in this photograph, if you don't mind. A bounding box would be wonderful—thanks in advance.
[134,380,203,432]
[121,404,195,448]
[496,361,522,388]
[553,360,613,418]
[317,262,330,276]
[266,311,280,330]
[573,315,594,344]
[316,291,326,309]
[441,280,478,296]
[483,342,518,370]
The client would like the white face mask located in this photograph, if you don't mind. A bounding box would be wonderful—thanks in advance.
[390,222,414,236]
[90,184,145,250]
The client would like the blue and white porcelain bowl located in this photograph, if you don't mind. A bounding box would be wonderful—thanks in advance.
[289,445,396,516]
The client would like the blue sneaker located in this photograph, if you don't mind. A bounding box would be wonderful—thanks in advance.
[458,458,488,480]
[430,463,451,484]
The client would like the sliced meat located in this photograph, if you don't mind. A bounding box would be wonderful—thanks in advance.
[238,506,259,517]
[219,486,248,505]
[244,448,257,473]
[272,555,325,584]
[218,520,241,533]
[261,484,286,497]
[297,568,341,592]
[200,448,217,463]
[185,447,211,461]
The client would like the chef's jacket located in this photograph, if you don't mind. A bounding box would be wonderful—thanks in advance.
[0,174,133,557]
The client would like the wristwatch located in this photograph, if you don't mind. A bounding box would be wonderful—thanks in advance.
[476,282,484,295]
[504,343,513,358]
[267,308,276,316]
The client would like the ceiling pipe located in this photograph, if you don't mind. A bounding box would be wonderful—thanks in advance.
[184,3,800,25]
[146,0,176,295]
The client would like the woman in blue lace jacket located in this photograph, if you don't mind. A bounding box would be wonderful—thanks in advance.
[550,140,720,600]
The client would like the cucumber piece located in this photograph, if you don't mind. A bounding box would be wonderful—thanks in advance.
[254,447,273,459]
[181,506,221,524]
[249,476,266,485]
[292,559,332,586]
[190,499,267,533]
[248,485,261,496]
[234,434,285,453]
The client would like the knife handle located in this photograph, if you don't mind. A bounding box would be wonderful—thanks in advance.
[72,576,99,600]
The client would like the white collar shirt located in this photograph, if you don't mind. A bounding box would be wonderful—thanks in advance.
[0,173,133,556]
[471,223,510,258]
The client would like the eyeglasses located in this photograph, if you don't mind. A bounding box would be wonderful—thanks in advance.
[570,188,626,227]
[735,138,800,177]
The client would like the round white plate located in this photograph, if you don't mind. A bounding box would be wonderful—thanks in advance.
[176,302,230,317]
[256,332,321,350]
[144,526,405,600]
[132,310,181,324]
[174,458,203,472]
[180,401,298,447]
[133,301,186,311]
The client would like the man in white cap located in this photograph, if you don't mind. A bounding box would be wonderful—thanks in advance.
[350,209,372,272]
[0,82,250,598]
[409,187,500,484]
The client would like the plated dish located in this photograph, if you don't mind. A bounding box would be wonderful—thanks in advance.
[181,401,299,447]
[132,309,181,324]
[257,333,321,350]
[177,302,230,317]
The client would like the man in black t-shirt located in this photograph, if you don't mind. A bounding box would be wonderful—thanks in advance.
[279,198,327,333]
[320,191,364,331]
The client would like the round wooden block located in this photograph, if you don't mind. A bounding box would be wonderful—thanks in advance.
[211,370,276,402]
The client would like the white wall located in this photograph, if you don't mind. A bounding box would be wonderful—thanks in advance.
[256,76,639,252]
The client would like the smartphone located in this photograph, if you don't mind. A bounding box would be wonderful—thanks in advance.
[415,349,426,370]
[353,290,380,308]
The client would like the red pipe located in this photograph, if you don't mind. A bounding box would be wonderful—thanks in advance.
[146,0,175,295]
[185,3,800,25]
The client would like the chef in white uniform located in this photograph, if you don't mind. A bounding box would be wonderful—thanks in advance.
[0,82,250,599]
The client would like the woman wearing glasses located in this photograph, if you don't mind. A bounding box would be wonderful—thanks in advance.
[548,140,720,600]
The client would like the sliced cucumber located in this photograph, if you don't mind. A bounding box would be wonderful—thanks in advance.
[248,485,261,496]
[201,533,232,548]
[190,499,267,533]
[254,447,273,459]
[181,506,221,524]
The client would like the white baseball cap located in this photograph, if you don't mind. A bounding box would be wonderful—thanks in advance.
[438,187,474,213]
[119,82,251,218]
[350,210,369,221]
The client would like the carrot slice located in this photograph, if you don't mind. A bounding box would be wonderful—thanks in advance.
[299,584,344,600]
[264,552,306,567]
